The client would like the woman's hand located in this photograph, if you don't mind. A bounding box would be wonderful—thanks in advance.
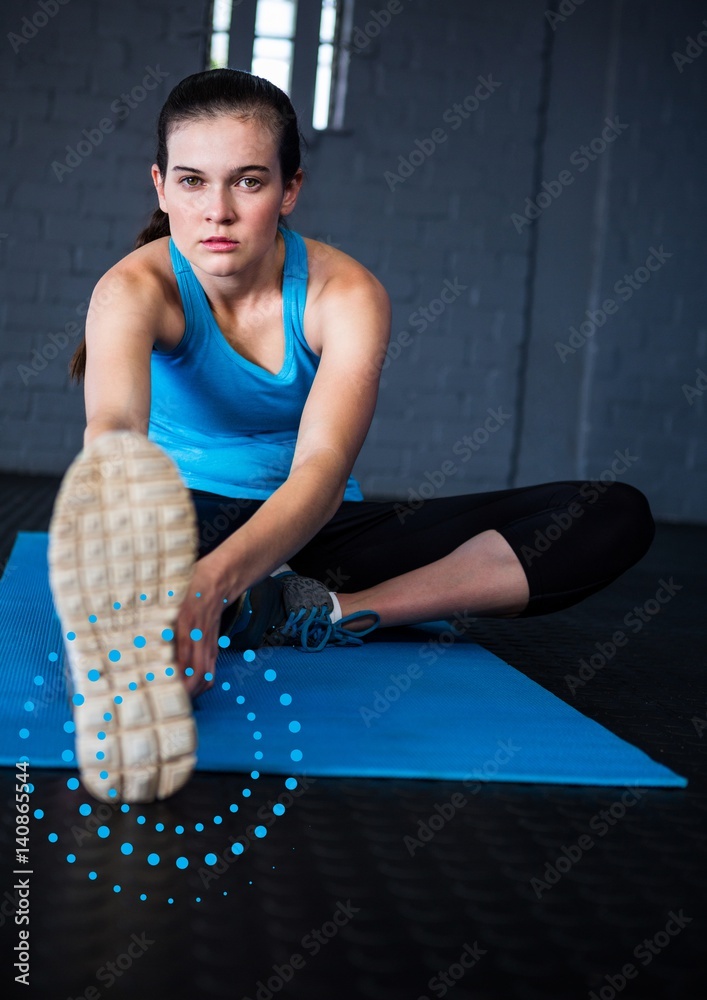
[174,553,236,698]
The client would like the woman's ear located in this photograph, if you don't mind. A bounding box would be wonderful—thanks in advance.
[151,164,168,214]
[279,168,304,218]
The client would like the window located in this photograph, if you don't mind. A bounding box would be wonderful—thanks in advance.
[209,0,234,70]
[208,0,353,131]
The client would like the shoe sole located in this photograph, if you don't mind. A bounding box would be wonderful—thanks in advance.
[48,431,198,803]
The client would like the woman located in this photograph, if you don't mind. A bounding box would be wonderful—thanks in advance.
[49,69,655,802]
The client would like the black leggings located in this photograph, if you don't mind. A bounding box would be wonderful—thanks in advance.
[190,479,656,618]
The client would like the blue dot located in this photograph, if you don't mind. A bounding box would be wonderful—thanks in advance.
[137,815,146,825]
[190,628,203,641]
[87,669,100,682]
[254,826,267,839]
[108,788,117,798]
[264,669,276,682]
[253,731,262,740]
[290,749,303,762]
[33,808,44,819]
[19,728,29,739]
[242,788,251,797]
[250,770,260,779]
[247,712,256,721]
[195,822,204,832]
[66,631,76,640]
[162,629,174,641]
[67,777,79,790]
[114,695,123,704]
[222,681,231,691]
[204,672,213,682]
[254,751,263,760]
[99,770,108,779]
[213,815,222,825]
[288,721,301,733]
[120,843,133,856]
[175,825,184,834]
[48,652,58,662]
[108,650,120,662]
[244,650,256,662]
[231,843,244,855]
[285,778,297,790]
[236,695,245,704]
[120,804,130,813]
[168,590,174,597]
[103,712,112,722]
[128,682,138,691]
[165,667,174,677]
[273,804,285,816]
[97,826,110,839]
[196,897,201,903]
[168,898,174,905]
[113,602,121,610]
[48,832,58,843]
[155,822,164,832]
[140,594,147,601]
[33,675,44,687]
[195,592,201,598]
[79,804,91,816]
[176,857,188,869]
[279,693,292,706]
[113,885,121,893]
[145,672,155,682]
[205,853,217,865]
[64,720,75,733]
[24,701,34,712]
[88,614,97,623]
[185,667,194,677]
[61,749,74,762]
[147,853,160,866]
[218,636,230,648]
[72,693,84,706]
[97,731,106,741]
[139,893,147,900]
[229,803,238,813]
[88,871,97,880]
[134,636,146,648]
[66,853,76,863]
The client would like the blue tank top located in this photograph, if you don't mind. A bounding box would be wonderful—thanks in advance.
[148,226,364,501]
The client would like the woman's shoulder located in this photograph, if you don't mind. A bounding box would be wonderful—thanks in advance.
[92,237,181,311]
[88,237,182,345]
[100,236,175,289]
[299,234,389,308]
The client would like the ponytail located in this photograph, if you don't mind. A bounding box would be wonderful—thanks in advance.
[134,207,171,248]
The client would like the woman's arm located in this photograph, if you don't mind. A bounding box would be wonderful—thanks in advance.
[82,262,166,445]
[178,260,392,691]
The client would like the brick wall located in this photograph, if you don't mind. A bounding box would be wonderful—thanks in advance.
[1,0,705,523]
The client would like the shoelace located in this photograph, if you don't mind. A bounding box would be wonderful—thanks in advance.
[279,605,381,653]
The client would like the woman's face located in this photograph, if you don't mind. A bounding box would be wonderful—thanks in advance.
[151,113,302,275]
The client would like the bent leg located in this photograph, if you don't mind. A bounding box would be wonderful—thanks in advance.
[289,480,656,624]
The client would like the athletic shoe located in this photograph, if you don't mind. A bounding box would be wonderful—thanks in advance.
[224,571,380,652]
[48,431,198,804]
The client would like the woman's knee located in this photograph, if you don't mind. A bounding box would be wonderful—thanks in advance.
[598,481,656,563]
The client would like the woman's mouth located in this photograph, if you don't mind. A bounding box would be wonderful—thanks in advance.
[202,238,239,251]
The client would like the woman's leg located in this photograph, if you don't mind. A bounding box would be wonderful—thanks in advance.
[287,479,656,625]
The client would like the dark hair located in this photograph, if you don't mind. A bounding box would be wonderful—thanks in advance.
[69,68,303,382]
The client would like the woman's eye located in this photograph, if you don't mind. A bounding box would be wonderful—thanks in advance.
[240,177,260,189]
[180,176,201,187]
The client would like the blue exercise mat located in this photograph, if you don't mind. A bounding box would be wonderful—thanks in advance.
[0,532,686,787]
